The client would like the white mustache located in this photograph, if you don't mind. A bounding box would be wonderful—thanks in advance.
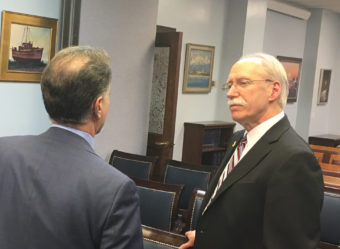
[228,98,247,107]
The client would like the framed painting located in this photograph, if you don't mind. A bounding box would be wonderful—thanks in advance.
[0,11,58,82]
[277,56,302,103]
[317,69,332,105]
[182,43,215,93]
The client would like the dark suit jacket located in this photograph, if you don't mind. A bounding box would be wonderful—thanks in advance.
[195,116,324,249]
[0,127,143,249]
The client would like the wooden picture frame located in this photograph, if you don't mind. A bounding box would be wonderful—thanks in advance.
[0,11,58,82]
[60,0,81,49]
[182,43,215,93]
[277,56,302,103]
[317,69,332,105]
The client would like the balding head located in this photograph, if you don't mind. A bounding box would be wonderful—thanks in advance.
[41,46,112,124]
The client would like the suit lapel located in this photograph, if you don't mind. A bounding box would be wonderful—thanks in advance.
[212,138,272,202]
[202,116,291,214]
[201,131,245,209]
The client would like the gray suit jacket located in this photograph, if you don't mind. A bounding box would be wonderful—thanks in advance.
[0,127,143,249]
[195,116,324,249]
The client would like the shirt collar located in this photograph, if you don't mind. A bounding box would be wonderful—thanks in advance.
[51,124,94,149]
[240,111,284,159]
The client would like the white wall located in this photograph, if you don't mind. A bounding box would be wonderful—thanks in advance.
[263,10,307,128]
[79,0,159,160]
[309,10,340,135]
[157,0,310,161]
[3,0,340,162]
[214,0,245,129]
[157,0,230,161]
[329,32,340,133]
[243,0,267,54]
[0,1,62,137]
[295,9,321,139]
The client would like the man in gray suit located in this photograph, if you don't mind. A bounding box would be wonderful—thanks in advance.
[0,46,143,249]
[180,53,323,249]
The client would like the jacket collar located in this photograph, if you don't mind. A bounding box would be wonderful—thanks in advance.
[40,127,96,155]
[202,115,291,215]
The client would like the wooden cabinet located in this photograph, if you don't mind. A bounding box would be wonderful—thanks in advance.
[182,121,235,165]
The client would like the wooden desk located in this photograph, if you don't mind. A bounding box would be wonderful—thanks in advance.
[309,134,340,147]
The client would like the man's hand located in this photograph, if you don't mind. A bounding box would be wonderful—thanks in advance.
[179,230,196,249]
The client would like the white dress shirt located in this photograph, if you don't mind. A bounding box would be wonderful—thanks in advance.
[239,111,284,162]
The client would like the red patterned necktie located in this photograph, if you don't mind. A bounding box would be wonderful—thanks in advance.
[215,136,247,190]
[202,136,247,214]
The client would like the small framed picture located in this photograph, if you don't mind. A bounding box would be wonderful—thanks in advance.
[317,69,332,105]
[277,56,302,103]
[0,11,58,82]
[182,43,215,93]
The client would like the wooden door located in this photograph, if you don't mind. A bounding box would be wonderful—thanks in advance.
[147,27,182,181]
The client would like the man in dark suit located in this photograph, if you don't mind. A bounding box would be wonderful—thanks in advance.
[0,46,143,249]
[180,53,323,249]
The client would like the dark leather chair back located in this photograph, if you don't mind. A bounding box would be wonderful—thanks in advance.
[320,188,340,247]
[109,150,158,180]
[187,189,205,231]
[134,178,183,231]
[164,160,215,209]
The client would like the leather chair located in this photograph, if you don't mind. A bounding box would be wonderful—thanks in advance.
[109,150,158,180]
[318,187,340,249]
[142,225,189,249]
[134,178,183,231]
[163,160,216,210]
[186,188,205,231]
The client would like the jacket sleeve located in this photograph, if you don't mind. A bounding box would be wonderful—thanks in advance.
[100,179,143,249]
[263,152,324,249]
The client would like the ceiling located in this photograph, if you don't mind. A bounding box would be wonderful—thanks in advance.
[277,0,340,14]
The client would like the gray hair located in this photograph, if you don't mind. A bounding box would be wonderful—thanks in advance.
[238,53,289,108]
[41,46,112,124]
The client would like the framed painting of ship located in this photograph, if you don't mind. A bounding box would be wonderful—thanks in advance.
[182,43,215,93]
[0,11,58,82]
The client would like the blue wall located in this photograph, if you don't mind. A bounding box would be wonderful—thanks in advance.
[0,0,62,137]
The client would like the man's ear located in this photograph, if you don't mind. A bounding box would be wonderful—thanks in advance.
[92,95,103,119]
[268,81,281,102]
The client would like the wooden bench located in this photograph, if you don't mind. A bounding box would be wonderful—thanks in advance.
[320,163,340,177]
[330,154,340,165]
[323,175,340,192]
[310,144,340,164]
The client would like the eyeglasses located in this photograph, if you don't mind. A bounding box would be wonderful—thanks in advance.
[222,79,273,91]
